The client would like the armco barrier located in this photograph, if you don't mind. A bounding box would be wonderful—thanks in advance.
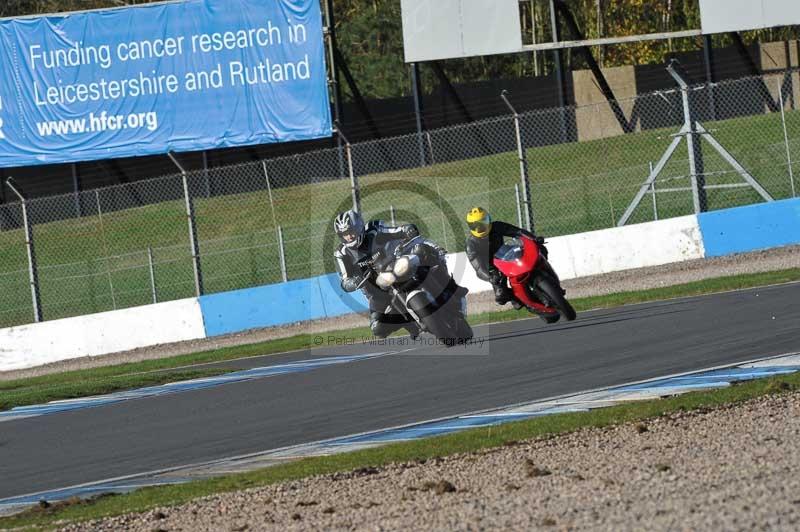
[0,298,205,372]
[698,198,800,257]
[199,273,369,337]
[4,200,794,371]
[547,215,706,279]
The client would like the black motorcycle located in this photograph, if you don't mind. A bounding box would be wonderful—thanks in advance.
[359,236,473,346]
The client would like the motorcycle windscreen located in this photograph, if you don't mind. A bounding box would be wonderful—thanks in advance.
[494,243,522,262]
[493,243,523,277]
[493,238,539,277]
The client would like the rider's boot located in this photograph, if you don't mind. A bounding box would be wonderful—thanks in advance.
[511,300,524,310]
[406,322,422,341]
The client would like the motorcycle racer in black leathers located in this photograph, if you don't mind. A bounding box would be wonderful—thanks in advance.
[334,209,447,338]
[465,206,547,309]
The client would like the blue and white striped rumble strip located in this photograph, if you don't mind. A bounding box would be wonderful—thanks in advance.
[1,352,798,516]
[0,353,389,423]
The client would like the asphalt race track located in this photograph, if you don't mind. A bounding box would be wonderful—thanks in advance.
[2,283,799,500]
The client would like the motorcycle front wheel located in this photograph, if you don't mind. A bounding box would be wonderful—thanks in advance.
[420,313,472,346]
[535,276,577,321]
[409,292,473,346]
[454,319,473,342]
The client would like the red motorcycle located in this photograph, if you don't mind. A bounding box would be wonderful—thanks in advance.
[493,235,576,323]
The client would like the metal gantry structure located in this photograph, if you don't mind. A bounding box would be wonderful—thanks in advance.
[404,0,718,155]
[618,60,774,227]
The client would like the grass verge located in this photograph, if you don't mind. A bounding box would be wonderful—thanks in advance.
[3,266,799,411]
[3,361,799,530]
[0,368,231,412]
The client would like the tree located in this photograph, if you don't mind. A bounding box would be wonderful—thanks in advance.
[4,0,796,100]
[334,0,407,99]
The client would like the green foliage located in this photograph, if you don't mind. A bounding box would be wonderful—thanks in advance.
[4,0,798,100]
[333,0,799,99]
[334,0,406,99]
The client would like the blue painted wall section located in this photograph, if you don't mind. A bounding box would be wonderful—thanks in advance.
[194,197,800,337]
[699,198,800,257]
[199,274,368,337]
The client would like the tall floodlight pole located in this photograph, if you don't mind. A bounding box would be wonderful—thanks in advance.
[549,0,568,142]
[323,0,346,178]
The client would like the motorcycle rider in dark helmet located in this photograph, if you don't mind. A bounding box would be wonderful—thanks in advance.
[334,209,449,339]
[465,206,548,310]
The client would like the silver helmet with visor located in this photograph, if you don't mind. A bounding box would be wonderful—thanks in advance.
[334,210,366,249]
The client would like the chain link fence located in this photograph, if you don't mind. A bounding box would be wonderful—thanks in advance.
[1,69,798,328]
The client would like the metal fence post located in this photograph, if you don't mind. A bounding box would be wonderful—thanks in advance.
[390,204,396,226]
[262,161,280,229]
[500,90,534,231]
[514,184,524,228]
[147,246,158,304]
[649,162,658,221]
[95,189,117,310]
[411,62,427,167]
[277,225,288,283]
[668,61,707,213]
[435,177,448,250]
[425,132,435,165]
[202,150,211,198]
[334,123,361,213]
[6,178,42,322]
[777,77,797,198]
[169,152,204,296]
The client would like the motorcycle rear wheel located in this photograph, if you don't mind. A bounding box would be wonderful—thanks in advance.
[535,276,577,321]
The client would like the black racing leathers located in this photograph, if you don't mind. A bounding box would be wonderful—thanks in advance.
[335,221,416,298]
[465,221,538,305]
[334,221,446,338]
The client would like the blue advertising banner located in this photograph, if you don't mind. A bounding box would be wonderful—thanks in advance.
[0,0,332,167]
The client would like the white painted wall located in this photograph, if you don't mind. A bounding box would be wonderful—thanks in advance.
[0,216,706,372]
[448,215,705,294]
[548,215,705,279]
[446,251,493,294]
[0,298,206,372]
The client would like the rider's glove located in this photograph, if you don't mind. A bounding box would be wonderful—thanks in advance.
[535,236,549,259]
[412,243,433,263]
[402,224,419,239]
[341,276,361,293]
[342,273,369,292]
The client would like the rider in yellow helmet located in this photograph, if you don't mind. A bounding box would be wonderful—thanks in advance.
[465,207,546,310]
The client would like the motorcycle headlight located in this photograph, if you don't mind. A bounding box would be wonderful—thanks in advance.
[376,271,397,289]
[394,256,411,277]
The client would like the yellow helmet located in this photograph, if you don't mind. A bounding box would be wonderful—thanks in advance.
[466,207,492,238]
